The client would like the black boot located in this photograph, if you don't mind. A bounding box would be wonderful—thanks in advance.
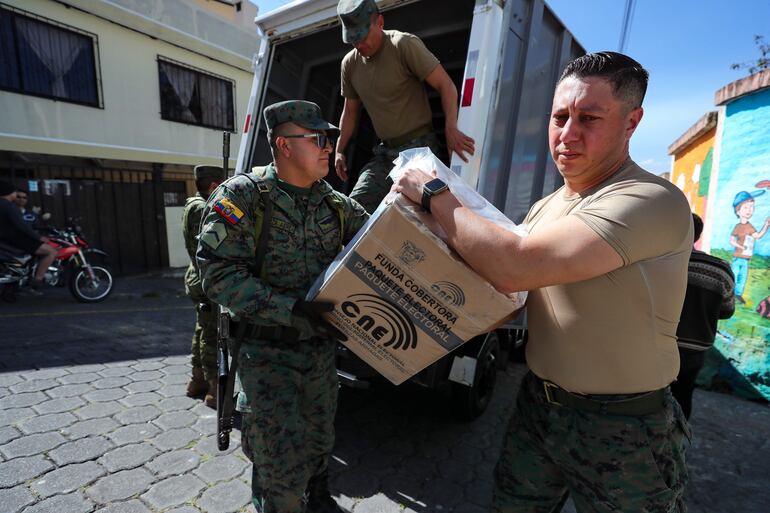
[306,470,347,513]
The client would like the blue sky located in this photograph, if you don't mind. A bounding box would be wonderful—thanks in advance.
[250,0,770,174]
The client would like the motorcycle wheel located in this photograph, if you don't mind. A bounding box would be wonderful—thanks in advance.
[69,266,113,303]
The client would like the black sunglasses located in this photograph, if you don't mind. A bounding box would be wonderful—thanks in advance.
[280,133,333,149]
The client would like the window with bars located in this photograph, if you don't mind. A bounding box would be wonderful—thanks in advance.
[0,5,100,107]
[158,58,235,131]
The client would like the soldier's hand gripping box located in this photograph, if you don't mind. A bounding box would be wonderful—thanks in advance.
[307,194,525,385]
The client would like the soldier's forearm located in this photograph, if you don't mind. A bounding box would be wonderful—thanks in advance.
[201,265,295,326]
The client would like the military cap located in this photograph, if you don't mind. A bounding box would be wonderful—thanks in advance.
[263,100,340,136]
[337,0,378,44]
[194,165,224,181]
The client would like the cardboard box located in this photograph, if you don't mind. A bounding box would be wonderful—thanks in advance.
[308,195,524,385]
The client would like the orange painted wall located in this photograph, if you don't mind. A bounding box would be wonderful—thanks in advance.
[670,128,716,219]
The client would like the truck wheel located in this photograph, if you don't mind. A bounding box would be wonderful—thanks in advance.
[452,333,499,420]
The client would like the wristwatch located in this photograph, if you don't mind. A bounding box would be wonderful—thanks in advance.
[421,178,449,213]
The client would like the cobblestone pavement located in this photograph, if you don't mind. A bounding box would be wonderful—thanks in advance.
[1,273,768,513]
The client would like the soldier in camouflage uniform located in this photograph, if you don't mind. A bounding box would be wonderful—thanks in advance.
[333,0,475,214]
[183,165,224,408]
[393,52,691,512]
[196,100,368,513]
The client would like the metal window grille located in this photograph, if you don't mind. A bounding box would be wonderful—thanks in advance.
[0,4,101,107]
[157,57,235,132]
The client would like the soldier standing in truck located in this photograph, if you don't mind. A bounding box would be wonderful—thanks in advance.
[334,0,475,214]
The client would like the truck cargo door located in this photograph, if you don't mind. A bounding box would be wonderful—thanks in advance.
[451,0,506,190]
[234,36,270,176]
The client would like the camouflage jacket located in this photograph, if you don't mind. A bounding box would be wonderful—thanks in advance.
[196,164,368,326]
[182,194,207,300]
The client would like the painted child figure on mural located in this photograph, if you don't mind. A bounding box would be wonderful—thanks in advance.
[729,189,770,304]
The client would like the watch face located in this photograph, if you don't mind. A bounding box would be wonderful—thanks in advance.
[424,178,448,194]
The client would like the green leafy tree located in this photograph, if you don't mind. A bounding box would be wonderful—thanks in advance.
[731,35,769,75]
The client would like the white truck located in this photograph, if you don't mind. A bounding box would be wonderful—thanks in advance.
[233,0,584,419]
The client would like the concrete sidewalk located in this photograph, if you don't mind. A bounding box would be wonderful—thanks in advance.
[1,272,768,513]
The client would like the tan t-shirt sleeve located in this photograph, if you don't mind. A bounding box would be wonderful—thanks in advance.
[397,33,439,80]
[573,181,692,265]
[340,52,359,100]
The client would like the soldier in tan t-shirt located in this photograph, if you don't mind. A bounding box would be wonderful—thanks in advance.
[394,52,693,512]
[334,0,475,214]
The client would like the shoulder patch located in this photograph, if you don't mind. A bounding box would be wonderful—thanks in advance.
[318,214,337,234]
[213,198,244,225]
[199,221,228,250]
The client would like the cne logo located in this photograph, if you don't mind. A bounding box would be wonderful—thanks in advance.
[431,281,466,307]
[398,240,425,266]
[340,294,418,350]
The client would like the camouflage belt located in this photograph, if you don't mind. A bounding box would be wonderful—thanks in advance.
[382,123,433,149]
[231,322,301,342]
[537,376,666,416]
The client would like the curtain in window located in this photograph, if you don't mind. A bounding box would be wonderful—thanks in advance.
[200,73,230,129]
[158,59,234,130]
[0,12,21,90]
[161,63,197,122]
[15,16,86,98]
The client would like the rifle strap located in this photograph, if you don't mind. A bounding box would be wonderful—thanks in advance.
[243,167,272,280]
[254,179,272,277]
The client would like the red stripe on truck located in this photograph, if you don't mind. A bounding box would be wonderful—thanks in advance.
[461,78,475,107]
[243,113,251,134]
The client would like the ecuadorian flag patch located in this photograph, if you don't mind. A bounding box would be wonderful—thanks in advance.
[213,198,244,225]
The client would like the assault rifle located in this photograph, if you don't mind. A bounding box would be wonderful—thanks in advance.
[215,131,273,451]
[217,304,244,451]
[216,131,238,451]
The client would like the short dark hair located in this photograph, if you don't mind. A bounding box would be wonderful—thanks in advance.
[269,122,293,148]
[692,213,703,243]
[16,188,28,195]
[196,177,220,196]
[558,51,649,109]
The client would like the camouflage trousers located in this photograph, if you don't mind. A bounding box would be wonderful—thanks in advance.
[190,300,217,380]
[238,337,339,513]
[350,132,443,214]
[492,372,691,513]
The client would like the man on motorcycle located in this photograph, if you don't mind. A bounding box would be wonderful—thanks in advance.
[14,189,41,229]
[0,180,56,292]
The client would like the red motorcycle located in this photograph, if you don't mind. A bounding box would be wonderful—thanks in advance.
[0,219,113,303]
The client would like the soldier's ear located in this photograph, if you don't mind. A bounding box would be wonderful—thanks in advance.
[275,136,293,158]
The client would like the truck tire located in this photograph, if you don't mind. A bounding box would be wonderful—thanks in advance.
[452,332,499,420]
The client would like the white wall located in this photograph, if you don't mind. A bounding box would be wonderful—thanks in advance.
[0,0,259,167]
[165,206,190,268]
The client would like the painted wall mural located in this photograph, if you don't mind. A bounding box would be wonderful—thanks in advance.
[671,133,714,225]
[705,87,770,400]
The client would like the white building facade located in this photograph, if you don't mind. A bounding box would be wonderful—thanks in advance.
[0,0,260,271]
